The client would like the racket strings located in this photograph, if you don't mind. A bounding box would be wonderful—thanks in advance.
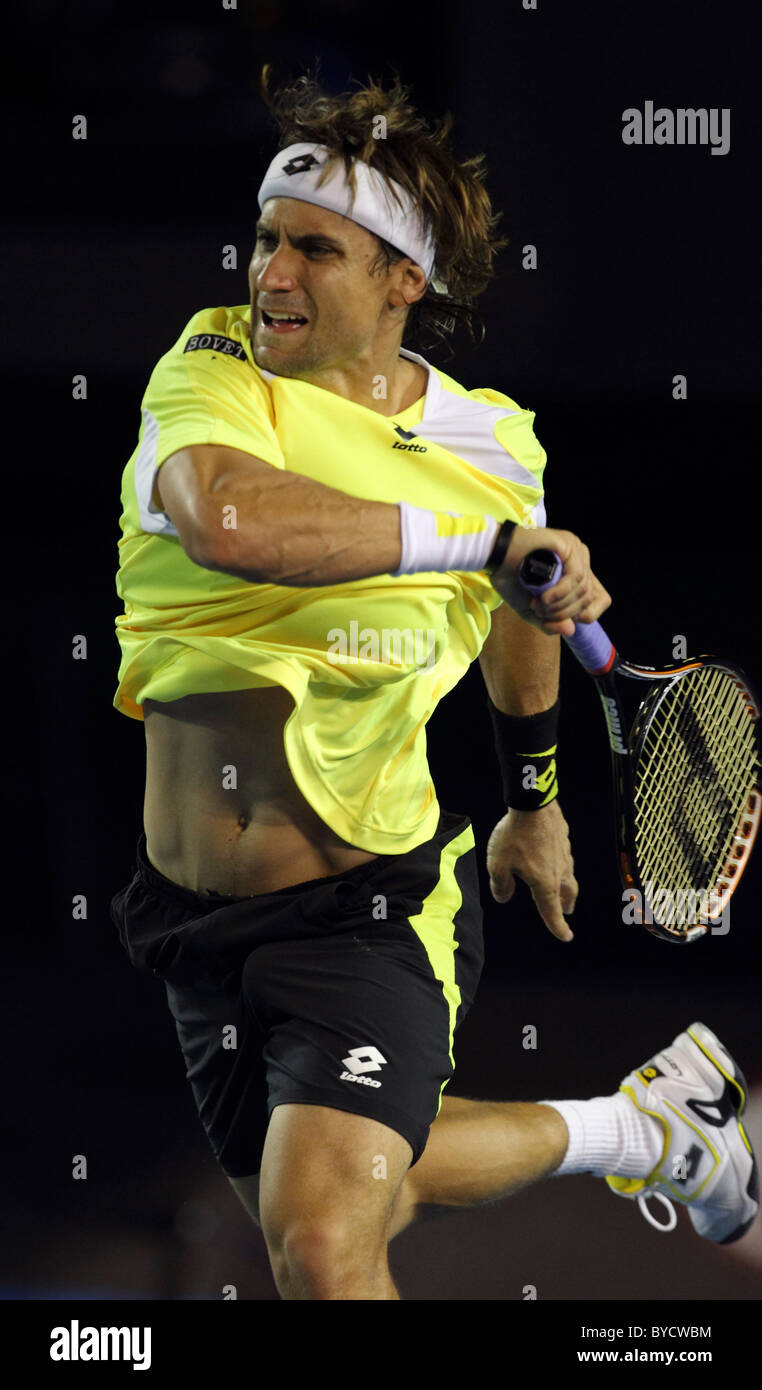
[633,666,758,932]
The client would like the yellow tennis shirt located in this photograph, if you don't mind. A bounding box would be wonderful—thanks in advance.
[114,304,548,853]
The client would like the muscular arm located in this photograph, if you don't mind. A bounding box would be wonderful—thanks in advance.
[479,600,560,714]
[156,444,403,586]
[156,444,611,635]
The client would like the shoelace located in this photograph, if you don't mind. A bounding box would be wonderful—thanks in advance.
[636,1187,677,1232]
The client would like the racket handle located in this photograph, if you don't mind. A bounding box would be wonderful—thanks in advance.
[518,549,616,675]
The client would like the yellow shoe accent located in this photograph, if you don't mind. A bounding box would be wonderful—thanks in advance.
[604,1083,671,1195]
[605,1174,647,1196]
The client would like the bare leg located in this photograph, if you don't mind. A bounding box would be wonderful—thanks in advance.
[387,1095,568,1237]
[250,1104,413,1300]
[229,1095,568,1249]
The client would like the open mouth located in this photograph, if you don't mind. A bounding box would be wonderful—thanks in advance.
[260,309,308,333]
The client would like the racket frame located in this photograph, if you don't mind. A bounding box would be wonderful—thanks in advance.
[589,653,761,943]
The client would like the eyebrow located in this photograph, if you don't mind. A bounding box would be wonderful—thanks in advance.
[254,219,345,252]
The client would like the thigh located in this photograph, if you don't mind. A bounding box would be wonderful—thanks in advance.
[258,1102,413,1249]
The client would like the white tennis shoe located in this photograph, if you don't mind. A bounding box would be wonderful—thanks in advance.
[605,1021,759,1242]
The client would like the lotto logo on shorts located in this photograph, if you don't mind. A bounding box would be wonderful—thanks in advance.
[340,1045,387,1089]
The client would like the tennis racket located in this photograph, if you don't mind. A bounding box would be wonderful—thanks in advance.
[518,549,762,943]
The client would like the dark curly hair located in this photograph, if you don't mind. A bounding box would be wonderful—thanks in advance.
[258,63,508,359]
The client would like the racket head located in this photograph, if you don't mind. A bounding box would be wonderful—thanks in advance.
[623,658,761,942]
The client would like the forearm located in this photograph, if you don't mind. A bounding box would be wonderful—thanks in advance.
[202,472,404,587]
[479,600,560,714]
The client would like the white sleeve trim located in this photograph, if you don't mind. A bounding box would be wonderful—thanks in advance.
[134,408,180,536]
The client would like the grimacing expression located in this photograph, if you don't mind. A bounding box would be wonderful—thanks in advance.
[249,197,416,376]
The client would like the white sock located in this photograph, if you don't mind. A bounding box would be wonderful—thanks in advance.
[539,1093,665,1178]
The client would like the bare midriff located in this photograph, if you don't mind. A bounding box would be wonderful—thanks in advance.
[142,685,378,896]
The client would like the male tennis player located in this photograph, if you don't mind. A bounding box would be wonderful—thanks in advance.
[110,69,758,1299]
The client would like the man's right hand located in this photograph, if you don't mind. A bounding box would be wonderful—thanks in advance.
[490,526,612,636]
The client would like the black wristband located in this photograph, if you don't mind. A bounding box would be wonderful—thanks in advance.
[487,694,560,811]
[484,519,517,575]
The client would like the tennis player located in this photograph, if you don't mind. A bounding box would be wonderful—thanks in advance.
[110,69,758,1299]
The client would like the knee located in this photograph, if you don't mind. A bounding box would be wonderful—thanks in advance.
[267,1217,383,1298]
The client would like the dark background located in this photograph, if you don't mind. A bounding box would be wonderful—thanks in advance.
[5,0,761,1303]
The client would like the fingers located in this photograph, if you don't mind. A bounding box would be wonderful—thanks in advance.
[560,872,579,916]
[537,535,592,607]
[490,527,611,634]
[485,799,579,941]
[530,884,575,943]
[494,865,579,940]
[536,575,612,617]
[531,614,576,638]
[526,531,612,627]
[575,578,613,624]
[530,577,611,630]
[490,870,515,904]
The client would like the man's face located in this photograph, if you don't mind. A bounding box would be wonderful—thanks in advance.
[248,197,412,377]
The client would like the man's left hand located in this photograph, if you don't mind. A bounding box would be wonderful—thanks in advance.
[485,800,578,942]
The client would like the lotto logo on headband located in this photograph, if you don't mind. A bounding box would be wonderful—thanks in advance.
[282,153,321,176]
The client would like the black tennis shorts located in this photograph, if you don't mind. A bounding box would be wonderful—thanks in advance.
[109,808,484,1177]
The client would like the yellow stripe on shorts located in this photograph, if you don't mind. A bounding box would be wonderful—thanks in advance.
[406,821,476,1117]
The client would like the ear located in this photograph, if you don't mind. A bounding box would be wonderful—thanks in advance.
[387,259,428,310]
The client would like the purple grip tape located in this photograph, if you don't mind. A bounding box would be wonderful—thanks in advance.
[518,549,615,675]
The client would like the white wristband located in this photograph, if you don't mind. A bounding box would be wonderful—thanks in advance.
[393,501,500,576]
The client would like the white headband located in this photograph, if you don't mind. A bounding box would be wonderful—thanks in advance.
[257,142,441,285]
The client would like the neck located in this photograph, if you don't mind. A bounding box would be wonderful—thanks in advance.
[269,346,426,416]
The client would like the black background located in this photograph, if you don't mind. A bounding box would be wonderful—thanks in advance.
[4,0,761,1305]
